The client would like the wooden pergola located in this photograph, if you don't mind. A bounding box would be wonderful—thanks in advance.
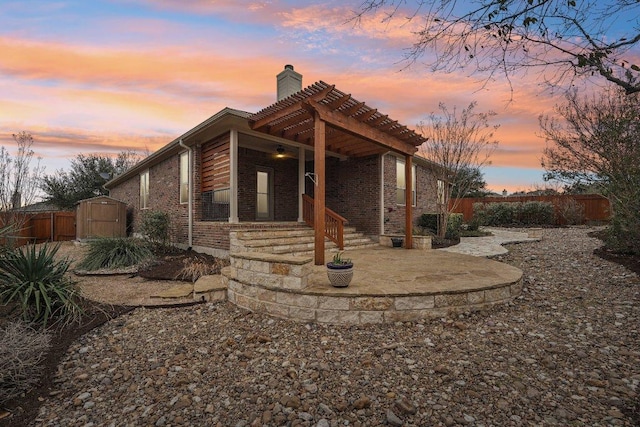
[249,81,427,265]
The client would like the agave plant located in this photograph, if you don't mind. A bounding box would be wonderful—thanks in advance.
[0,243,82,327]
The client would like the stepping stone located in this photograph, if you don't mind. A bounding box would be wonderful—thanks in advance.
[194,275,226,293]
[151,283,193,298]
[194,275,227,302]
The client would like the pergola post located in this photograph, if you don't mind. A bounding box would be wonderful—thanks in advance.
[314,112,326,265]
[404,154,413,249]
[298,146,305,222]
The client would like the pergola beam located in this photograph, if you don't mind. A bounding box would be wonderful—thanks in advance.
[306,100,417,156]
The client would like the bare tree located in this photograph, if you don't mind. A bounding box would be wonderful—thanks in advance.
[355,0,640,95]
[0,132,44,211]
[418,101,499,237]
[541,87,640,253]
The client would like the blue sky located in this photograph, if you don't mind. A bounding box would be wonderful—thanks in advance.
[1,0,638,193]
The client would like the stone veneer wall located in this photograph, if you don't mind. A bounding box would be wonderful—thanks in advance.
[224,250,523,325]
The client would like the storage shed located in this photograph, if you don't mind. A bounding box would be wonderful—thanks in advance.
[76,196,127,239]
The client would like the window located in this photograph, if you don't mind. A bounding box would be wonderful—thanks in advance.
[140,170,149,209]
[180,151,189,204]
[396,159,416,206]
[256,168,273,220]
[437,180,446,205]
[202,188,230,221]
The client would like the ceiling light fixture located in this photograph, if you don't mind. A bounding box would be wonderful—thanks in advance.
[276,144,285,158]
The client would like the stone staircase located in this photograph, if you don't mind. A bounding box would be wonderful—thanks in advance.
[230,226,378,256]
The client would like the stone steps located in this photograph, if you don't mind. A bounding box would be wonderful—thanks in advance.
[231,225,377,256]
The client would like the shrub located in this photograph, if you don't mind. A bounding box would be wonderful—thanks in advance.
[0,243,82,327]
[139,210,171,249]
[485,203,516,225]
[175,256,230,282]
[516,201,555,225]
[0,223,18,256]
[417,213,440,234]
[77,237,153,271]
[558,198,585,225]
[0,322,50,405]
[417,213,462,239]
[445,213,463,239]
[473,202,555,226]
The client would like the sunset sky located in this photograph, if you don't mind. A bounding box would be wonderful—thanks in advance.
[1,0,638,194]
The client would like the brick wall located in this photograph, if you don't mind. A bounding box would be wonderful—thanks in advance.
[237,147,298,222]
[383,154,438,234]
[109,153,189,245]
[325,155,381,237]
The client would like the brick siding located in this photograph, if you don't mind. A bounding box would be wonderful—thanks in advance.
[109,153,189,244]
[383,154,438,234]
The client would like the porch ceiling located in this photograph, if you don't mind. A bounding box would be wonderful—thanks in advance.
[249,81,427,157]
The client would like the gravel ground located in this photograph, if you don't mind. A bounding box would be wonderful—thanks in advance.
[33,227,639,426]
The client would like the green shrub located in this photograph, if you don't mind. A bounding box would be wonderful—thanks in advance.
[77,237,153,271]
[445,213,463,239]
[485,203,516,225]
[0,321,50,405]
[139,210,171,249]
[417,213,462,239]
[517,201,555,225]
[473,201,555,226]
[0,243,82,327]
[417,213,440,234]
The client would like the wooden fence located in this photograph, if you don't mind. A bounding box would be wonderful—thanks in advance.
[450,194,610,225]
[0,211,76,247]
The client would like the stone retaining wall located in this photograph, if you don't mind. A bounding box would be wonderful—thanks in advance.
[223,251,522,325]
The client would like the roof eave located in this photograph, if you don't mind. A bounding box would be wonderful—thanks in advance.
[105,108,252,189]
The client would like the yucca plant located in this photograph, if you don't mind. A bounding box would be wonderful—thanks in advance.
[0,243,82,327]
[77,237,153,271]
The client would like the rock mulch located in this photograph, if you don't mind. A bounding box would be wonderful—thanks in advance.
[33,228,639,426]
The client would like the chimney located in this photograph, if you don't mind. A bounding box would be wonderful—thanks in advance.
[277,64,302,101]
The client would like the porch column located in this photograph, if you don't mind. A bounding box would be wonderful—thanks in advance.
[314,112,326,265]
[229,129,239,223]
[298,146,305,222]
[404,154,413,249]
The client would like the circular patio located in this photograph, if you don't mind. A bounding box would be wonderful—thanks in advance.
[225,246,523,324]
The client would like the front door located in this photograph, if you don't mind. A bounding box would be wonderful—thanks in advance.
[256,167,274,220]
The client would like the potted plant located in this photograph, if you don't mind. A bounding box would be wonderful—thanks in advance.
[390,236,404,247]
[326,251,354,288]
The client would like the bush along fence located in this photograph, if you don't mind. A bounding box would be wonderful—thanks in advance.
[451,194,610,226]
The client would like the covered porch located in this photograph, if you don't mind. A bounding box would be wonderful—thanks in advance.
[248,81,427,264]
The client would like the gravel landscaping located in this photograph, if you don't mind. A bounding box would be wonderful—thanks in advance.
[27,228,640,426]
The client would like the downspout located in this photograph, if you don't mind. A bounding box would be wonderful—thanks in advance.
[179,139,193,248]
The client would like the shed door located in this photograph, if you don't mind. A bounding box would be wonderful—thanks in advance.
[87,201,121,237]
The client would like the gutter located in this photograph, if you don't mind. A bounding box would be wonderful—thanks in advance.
[179,139,193,248]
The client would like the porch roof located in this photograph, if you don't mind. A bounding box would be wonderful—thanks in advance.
[249,81,427,157]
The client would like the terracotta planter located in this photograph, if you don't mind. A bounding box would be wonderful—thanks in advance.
[326,263,354,287]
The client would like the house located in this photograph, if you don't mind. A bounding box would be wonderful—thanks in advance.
[106,65,441,265]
